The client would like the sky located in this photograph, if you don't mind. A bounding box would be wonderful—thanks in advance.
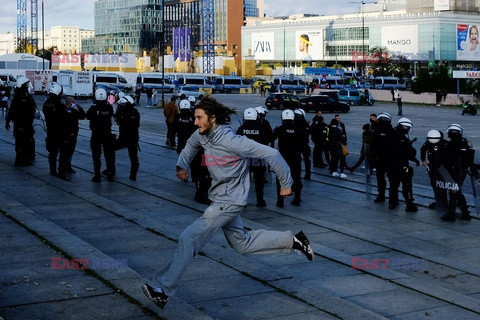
[0,0,358,34]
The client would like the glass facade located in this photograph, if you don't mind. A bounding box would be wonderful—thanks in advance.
[83,0,162,54]
[244,0,259,17]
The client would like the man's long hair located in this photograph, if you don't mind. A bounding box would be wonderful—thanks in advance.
[196,96,236,125]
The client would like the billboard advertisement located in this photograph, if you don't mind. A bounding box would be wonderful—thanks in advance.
[381,25,419,59]
[295,31,323,61]
[173,27,191,62]
[252,32,275,60]
[457,24,480,61]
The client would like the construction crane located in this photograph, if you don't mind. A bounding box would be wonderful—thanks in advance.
[16,0,38,53]
[17,0,28,52]
[201,0,215,74]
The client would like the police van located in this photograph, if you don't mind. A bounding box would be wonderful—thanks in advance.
[214,76,251,93]
[93,72,133,92]
[136,73,175,93]
[0,73,17,90]
[176,75,215,93]
[273,76,307,92]
[374,76,406,90]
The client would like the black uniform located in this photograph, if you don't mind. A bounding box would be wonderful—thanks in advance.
[310,115,329,168]
[294,113,311,180]
[328,123,345,174]
[371,120,396,203]
[174,109,196,154]
[420,138,448,210]
[86,100,115,182]
[389,125,420,211]
[64,103,86,172]
[237,119,270,207]
[272,120,303,207]
[114,102,140,181]
[43,94,67,177]
[5,87,37,166]
[442,134,474,221]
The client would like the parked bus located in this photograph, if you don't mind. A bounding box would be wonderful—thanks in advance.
[176,75,215,92]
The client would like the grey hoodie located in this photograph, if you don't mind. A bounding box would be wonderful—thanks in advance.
[177,125,293,205]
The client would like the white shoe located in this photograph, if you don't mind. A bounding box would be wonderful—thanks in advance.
[332,172,340,177]
[340,173,347,179]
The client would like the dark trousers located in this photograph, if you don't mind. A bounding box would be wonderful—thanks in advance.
[166,122,176,147]
[313,142,329,166]
[114,138,139,177]
[90,136,115,176]
[251,165,266,202]
[277,158,302,203]
[13,127,35,165]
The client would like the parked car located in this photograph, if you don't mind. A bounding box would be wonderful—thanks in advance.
[265,93,300,110]
[337,88,361,105]
[300,95,350,113]
[172,86,205,100]
[253,79,272,91]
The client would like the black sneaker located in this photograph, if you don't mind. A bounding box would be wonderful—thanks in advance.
[276,199,284,208]
[427,202,436,209]
[256,199,267,207]
[142,283,169,309]
[291,199,301,206]
[388,202,398,209]
[91,175,101,183]
[460,213,472,221]
[374,196,385,203]
[293,231,314,261]
[405,204,418,212]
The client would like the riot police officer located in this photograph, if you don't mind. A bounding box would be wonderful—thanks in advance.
[310,110,329,168]
[441,124,474,221]
[254,106,273,147]
[176,99,211,204]
[272,109,303,207]
[114,95,140,181]
[390,118,420,212]
[294,108,311,180]
[370,112,396,204]
[43,83,68,179]
[5,76,37,166]
[420,129,448,210]
[86,88,115,182]
[175,99,196,154]
[237,108,269,207]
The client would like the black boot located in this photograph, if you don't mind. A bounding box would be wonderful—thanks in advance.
[291,194,301,206]
[276,197,284,208]
[374,195,385,203]
[405,202,418,212]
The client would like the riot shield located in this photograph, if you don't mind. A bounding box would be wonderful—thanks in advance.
[468,166,480,215]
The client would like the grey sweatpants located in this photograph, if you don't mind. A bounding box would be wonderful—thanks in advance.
[154,202,294,296]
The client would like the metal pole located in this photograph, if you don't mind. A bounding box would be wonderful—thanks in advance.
[161,0,165,108]
[362,1,365,82]
[283,22,286,76]
[42,0,45,70]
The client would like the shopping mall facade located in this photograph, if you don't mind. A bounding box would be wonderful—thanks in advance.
[241,6,480,76]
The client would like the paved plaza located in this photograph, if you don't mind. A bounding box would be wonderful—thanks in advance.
[0,94,479,320]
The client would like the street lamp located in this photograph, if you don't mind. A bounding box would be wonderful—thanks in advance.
[161,0,165,108]
[350,1,376,82]
[283,19,286,76]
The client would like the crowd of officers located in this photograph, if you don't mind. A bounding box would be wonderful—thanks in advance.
[2,78,475,222]
[4,76,140,182]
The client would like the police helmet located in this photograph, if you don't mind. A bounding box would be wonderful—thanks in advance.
[179,99,191,110]
[447,123,463,135]
[118,91,125,99]
[118,95,134,106]
[48,83,63,96]
[188,96,196,103]
[281,109,295,121]
[255,106,268,115]
[377,112,391,122]
[244,108,258,121]
[427,129,442,144]
[95,88,107,101]
[16,76,30,89]
[398,117,413,129]
[294,108,306,117]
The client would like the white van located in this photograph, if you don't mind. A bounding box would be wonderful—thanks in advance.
[0,73,17,90]
[93,72,132,92]
[214,76,251,93]
[136,73,175,93]
[374,76,406,90]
